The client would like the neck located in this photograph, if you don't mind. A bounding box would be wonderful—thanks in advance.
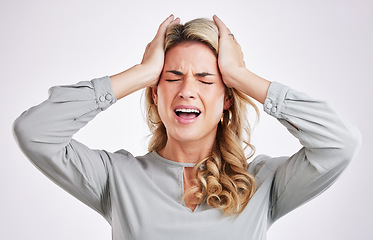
[158,136,215,164]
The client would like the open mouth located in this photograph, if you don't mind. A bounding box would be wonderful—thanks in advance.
[174,108,201,119]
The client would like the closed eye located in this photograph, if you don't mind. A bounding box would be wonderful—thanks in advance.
[165,79,181,82]
[199,80,213,85]
[196,72,214,85]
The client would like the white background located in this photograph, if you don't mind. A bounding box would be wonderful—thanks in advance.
[1,0,372,239]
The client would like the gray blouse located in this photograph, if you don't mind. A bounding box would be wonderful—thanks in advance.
[13,76,361,240]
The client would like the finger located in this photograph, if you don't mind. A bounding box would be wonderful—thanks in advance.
[169,16,181,27]
[157,14,180,36]
[159,14,175,31]
[213,15,231,36]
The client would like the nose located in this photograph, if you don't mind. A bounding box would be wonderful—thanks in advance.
[178,77,196,99]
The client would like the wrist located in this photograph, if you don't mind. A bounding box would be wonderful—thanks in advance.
[110,64,159,100]
[221,66,249,89]
[137,63,162,85]
[224,67,270,104]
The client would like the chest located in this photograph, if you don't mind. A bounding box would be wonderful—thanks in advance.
[107,157,274,240]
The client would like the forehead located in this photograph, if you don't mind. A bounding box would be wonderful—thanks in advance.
[164,41,217,68]
[166,41,215,53]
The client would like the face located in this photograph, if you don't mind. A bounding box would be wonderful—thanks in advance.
[152,41,232,145]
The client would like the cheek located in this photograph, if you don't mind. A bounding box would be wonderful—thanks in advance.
[157,83,174,103]
[155,84,175,119]
[203,90,226,120]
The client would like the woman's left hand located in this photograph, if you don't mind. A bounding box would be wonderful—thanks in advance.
[213,15,271,104]
[213,15,246,89]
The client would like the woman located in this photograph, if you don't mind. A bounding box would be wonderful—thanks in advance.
[13,15,361,239]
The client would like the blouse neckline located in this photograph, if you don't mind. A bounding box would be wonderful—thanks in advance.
[150,151,197,168]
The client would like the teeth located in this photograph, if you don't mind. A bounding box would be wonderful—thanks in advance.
[175,108,201,114]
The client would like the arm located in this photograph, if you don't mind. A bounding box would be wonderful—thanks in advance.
[13,15,180,217]
[213,15,361,221]
[263,82,361,222]
[13,77,116,218]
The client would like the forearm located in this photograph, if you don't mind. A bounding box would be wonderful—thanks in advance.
[13,77,115,215]
[266,82,361,171]
[231,67,271,104]
[110,64,158,100]
[262,82,361,221]
[13,77,115,159]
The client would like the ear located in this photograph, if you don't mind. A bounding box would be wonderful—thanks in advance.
[223,94,233,110]
[152,86,158,105]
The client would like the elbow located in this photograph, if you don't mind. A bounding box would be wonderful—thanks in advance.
[336,123,362,165]
[310,122,362,174]
[13,113,32,153]
[13,112,41,160]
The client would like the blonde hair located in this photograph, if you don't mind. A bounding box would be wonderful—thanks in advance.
[145,18,258,214]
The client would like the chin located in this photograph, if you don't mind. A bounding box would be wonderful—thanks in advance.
[171,127,217,144]
[172,131,200,143]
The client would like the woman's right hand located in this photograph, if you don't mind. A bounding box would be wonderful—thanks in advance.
[110,15,180,100]
[141,15,180,86]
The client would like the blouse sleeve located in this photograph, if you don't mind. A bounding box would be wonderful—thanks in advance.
[13,76,116,219]
[263,82,361,223]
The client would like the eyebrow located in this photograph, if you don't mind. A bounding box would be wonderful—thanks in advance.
[166,70,183,76]
[165,70,215,77]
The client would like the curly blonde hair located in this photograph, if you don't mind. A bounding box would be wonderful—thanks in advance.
[144,18,258,214]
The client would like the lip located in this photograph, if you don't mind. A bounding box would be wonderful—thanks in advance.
[173,105,201,124]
